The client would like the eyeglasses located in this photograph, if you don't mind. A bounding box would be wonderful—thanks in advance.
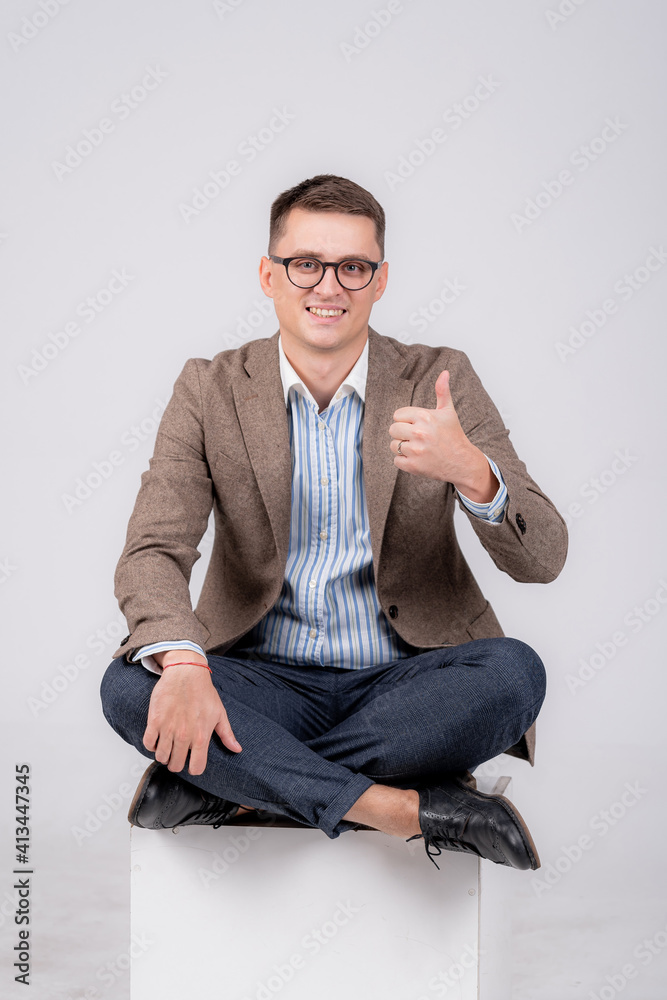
[268,255,384,290]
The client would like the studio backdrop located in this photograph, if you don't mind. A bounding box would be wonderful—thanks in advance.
[1,1,665,998]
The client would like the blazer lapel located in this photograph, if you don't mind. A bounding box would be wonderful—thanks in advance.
[231,327,414,568]
[363,327,414,560]
[232,332,292,564]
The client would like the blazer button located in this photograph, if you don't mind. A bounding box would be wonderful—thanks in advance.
[120,635,130,646]
[388,605,398,619]
[515,513,526,535]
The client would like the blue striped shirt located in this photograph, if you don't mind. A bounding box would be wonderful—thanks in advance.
[134,338,507,673]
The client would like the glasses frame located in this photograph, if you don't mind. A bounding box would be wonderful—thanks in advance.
[268,255,384,291]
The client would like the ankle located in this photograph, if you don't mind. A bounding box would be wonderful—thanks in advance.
[344,786,421,839]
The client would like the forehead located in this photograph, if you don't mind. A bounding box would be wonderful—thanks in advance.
[277,207,380,258]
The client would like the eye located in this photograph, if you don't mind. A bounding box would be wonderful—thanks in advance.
[292,258,320,271]
[341,260,371,274]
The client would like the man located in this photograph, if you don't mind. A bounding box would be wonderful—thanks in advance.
[100,174,567,872]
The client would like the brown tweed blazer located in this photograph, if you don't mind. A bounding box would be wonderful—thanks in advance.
[112,327,568,764]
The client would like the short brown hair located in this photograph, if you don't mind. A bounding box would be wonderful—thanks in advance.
[268,174,386,258]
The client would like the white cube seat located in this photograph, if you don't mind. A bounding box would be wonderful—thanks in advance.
[130,777,516,999]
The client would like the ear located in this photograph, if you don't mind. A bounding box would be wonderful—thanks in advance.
[258,255,276,298]
[372,260,389,304]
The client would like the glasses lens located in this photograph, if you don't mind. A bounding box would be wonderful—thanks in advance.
[287,258,324,287]
[286,258,376,289]
[337,260,374,289]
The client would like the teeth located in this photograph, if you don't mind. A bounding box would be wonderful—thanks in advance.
[308,307,345,317]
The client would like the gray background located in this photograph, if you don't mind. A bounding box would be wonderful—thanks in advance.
[1,0,666,997]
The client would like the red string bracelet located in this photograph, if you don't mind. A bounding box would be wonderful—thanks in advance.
[162,660,212,673]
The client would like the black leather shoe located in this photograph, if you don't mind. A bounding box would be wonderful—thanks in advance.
[407,775,540,871]
[128,761,241,830]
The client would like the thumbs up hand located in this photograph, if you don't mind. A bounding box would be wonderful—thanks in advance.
[389,370,499,503]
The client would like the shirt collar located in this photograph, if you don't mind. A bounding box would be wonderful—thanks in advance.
[278,336,368,408]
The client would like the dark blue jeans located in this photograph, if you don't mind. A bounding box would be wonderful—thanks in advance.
[99,638,546,839]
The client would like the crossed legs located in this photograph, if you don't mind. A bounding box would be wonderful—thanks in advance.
[100,638,546,839]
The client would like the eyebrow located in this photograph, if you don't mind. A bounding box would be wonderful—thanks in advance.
[289,249,377,262]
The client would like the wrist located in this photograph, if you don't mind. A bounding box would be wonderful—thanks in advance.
[453,446,498,503]
[158,663,213,684]
[154,650,209,669]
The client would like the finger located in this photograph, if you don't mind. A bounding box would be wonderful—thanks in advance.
[392,405,427,424]
[153,731,174,766]
[215,711,243,753]
[187,735,210,776]
[435,370,451,410]
[142,723,158,753]
[166,738,191,774]
[388,421,414,441]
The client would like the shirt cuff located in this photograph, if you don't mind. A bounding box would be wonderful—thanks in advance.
[132,640,208,675]
[457,455,508,524]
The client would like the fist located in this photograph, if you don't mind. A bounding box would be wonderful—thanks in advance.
[389,371,498,501]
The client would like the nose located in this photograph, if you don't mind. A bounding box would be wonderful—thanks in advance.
[316,263,345,295]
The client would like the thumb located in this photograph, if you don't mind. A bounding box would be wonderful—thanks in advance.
[215,717,243,753]
[435,370,451,410]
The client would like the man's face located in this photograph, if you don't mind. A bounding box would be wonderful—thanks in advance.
[259,207,388,360]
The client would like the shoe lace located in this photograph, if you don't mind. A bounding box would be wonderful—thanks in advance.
[173,800,239,832]
[197,788,241,829]
[406,833,443,870]
[407,813,476,870]
[211,805,239,829]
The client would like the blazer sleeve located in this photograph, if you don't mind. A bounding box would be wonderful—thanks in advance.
[113,358,214,657]
[449,349,568,583]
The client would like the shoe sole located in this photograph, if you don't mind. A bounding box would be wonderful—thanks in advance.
[128,761,160,827]
[453,779,541,869]
[128,761,243,830]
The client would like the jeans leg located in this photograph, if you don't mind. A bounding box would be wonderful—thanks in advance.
[305,638,547,786]
[99,654,373,839]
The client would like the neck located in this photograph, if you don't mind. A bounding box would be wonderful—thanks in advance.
[282,334,367,412]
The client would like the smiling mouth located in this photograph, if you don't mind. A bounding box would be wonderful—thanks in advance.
[306,307,346,317]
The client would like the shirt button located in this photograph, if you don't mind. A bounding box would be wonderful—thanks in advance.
[309,628,317,639]
[335,391,342,400]
[318,422,326,431]
[319,531,328,540]
[320,477,328,486]
[309,580,316,588]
